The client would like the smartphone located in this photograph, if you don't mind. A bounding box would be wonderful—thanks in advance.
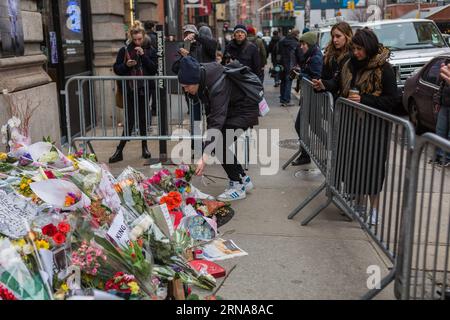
[183,40,191,52]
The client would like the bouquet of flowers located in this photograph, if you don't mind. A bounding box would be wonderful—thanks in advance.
[105,272,140,299]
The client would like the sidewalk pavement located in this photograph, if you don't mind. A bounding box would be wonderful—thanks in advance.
[85,78,396,300]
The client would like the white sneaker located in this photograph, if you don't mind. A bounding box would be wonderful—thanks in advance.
[217,181,246,202]
[241,175,254,192]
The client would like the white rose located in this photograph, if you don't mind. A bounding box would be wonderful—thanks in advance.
[23,244,34,255]
[1,137,7,144]
[2,89,8,95]
[1,125,7,135]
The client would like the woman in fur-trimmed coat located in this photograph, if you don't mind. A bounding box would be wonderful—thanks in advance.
[328,28,398,225]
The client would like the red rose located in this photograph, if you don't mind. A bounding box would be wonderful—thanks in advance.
[57,222,71,234]
[53,232,66,245]
[175,169,186,179]
[42,224,57,237]
[186,198,196,206]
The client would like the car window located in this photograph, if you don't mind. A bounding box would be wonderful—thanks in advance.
[421,58,445,85]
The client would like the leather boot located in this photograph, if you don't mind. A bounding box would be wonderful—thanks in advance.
[142,141,151,159]
[109,141,126,163]
[109,148,123,163]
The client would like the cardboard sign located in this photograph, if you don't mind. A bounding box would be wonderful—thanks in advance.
[107,211,130,248]
[0,190,38,239]
[150,204,174,238]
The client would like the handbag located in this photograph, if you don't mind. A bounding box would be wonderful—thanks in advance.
[115,46,129,109]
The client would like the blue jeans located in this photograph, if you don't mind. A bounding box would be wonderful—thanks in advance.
[436,105,450,161]
[280,75,293,103]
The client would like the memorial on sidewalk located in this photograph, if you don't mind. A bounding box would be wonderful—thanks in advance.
[0,116,247,300]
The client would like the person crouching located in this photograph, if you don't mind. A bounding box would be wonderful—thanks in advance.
[178,56,258,201]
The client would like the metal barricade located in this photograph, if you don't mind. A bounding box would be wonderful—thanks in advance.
[283,78,334,174]
[329,99,416,299]
[288,93,416,298]
[64,75,251,168]
[64,75,205,155]
[395,133,450,300]
[286,79,335,220]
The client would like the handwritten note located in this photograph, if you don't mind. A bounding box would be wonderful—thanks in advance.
[0,191,38,239]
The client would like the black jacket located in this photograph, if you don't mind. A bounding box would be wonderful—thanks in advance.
[268,35,280,62]
[113,37,158,91]
[224,39,260,76]
[189,34,218,63]
[278,35,303,75]
[198,62,259,132]
[321,53,350,90]
[114,37,157,76]
[171,34,217,74]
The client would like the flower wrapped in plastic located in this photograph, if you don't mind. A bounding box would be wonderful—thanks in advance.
[0,238,51,300]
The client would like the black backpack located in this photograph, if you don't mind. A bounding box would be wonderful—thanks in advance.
[210,61,264,106]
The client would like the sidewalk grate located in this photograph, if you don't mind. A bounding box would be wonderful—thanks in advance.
[278,139,300,150]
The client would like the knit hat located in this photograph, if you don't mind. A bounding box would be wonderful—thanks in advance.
[177,56,201,85]
[233,24,247,35]
[183,24,198,35]
[247,26,256,35]
[300,31,318,46]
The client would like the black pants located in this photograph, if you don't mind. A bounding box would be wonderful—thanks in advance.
[221,128,246,183]
[295,109,306,155]
[206,128,246,183]
[118,92,149,148]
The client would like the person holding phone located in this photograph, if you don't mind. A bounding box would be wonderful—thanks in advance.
[109,20,157,164]
[289,31,323,166]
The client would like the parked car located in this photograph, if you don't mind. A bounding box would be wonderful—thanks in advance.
[318,19,450,92]
[359,19,450,92]
[403,54,450,133]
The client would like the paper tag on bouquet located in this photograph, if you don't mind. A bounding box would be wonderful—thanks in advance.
[259,98,270,117]
[107,211,130,248]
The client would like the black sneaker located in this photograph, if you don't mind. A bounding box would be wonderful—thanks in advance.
[292,154,311,166]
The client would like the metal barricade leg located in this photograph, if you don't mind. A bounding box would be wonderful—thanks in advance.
[288,181,327,219]
[300,196,333,226]
[361,268,397,300]
[282,149,302,171]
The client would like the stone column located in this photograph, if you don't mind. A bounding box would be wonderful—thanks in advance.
[90,0,125,126]
[138,0,158,23]
[0,0,60,149]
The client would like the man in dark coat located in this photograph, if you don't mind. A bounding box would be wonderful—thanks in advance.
[268,30,281,87]
[177,56,259,202]
[224,25,261,77]
[278,29,303,106]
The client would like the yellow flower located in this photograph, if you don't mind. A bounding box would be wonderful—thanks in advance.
[128,281,140,295]
[35,239,50,250]
[61,283,69,293]
[14,239,26,247]
[0,153,7,161]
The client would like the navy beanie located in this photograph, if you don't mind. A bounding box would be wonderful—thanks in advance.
[178,56,201,85]
[233,24,247,35]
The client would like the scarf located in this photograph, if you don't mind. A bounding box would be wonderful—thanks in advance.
[340,46,390,98]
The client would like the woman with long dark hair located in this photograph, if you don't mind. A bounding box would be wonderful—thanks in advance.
[323,28,398,225]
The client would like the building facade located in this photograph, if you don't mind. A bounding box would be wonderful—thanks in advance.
[0,0,169,150]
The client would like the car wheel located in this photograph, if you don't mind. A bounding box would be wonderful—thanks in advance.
[409,100,425,134]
